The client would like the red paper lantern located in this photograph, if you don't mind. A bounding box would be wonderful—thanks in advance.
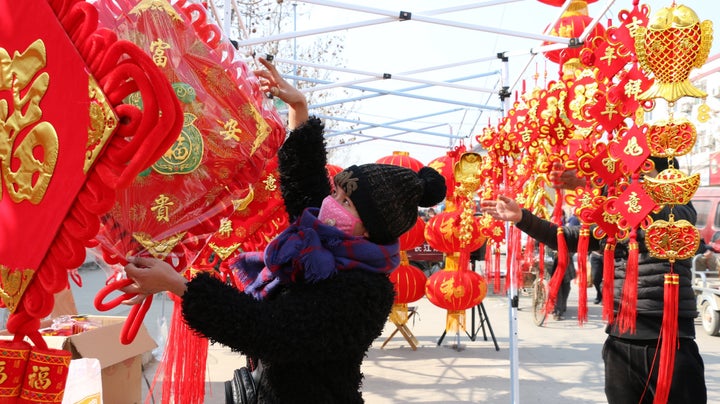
[326,164,343,179]
[542,1,605,67]
[424,211,486,254]
[428,149,463,201]
[376,151,424,172]
[390,261,427,304]
[426,265,487,311]
[399,217,426,251]
[537,0,597,7]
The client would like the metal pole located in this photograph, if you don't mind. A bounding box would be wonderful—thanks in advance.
[499,52,520,404]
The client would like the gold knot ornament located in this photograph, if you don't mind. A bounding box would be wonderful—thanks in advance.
[634,4,713,102]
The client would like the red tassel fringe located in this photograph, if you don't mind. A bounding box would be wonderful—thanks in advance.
[576,226,590,325]
[617,240,639,334]
[545,227,568,314]
[602,239,616,323]
[653,273,679,404]
[147,294,209,404]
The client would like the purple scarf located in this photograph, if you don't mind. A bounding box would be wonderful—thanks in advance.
[231,208,400,299]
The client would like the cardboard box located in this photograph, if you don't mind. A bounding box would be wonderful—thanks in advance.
[2,315,156,404]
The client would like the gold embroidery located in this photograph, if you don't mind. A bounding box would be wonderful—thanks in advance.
[150,38,171,67]
[0,266,34,313]
[27,366,51,390]
[263,173,278,192]
[129,0,182,21]
[151,194,174,222]
[623,136,644,156]
[86,76,118,173]
[219,118,244,141]
[218,218,233,237]
[625,191,642,214]
[440,278,465,301]
[132,231,187,259]
[0,39,58,204]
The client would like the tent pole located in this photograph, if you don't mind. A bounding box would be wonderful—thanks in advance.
[499,52,520,404]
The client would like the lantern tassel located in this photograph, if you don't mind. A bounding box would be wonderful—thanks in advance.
[602,239,617,323]
[493,246,502,293]
[576,225,590,325]
[617,239,639,334]
[652,272,679,404]
[545,227,569,315]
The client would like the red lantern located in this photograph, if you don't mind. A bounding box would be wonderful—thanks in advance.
[537,0,597,7]
[426,256,488,332]
[391,260,427,304]
[541,1,605,67]
[424,211,486,255]
[326,164,343,178]
[376,151,424,172]
[400,217,426,251]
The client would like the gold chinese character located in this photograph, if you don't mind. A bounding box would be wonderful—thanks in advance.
[440,278,465,300]
[219,118,243,141]
[263,173,278,191]
[0,361,6,384]
[624,79,643,98]
[150,38,171,67]
[150,194,174,222]
[625,191,642,214]
[0,39,58,204]
[623,136,644,156]
[28,365,51,390]
[600,46,617,65]
[602,156,617,173]
[601,103,618,120]
[218,218,233,237]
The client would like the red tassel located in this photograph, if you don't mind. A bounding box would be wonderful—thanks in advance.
[545,227,568,314]
[653,272,679,404]
[576,226,590,325]
[493,246,502,293]
[602,239,616,323]
[148,293,209,404]
[617,239,640,334]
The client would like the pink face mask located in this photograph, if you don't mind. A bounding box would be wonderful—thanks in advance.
[318,196,362,235]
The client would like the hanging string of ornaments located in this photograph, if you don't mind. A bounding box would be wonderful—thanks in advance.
[476,1,712,403]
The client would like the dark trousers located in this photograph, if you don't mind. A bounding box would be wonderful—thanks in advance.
[590,253,603,301]
[602,336,707,404]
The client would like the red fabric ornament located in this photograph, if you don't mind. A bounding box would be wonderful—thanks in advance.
[0,340,32,400]
[0,0,181,352]
[654,273,679,404]
[18,346,72,403]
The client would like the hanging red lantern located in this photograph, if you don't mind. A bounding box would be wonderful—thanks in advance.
[376,150,424,172]
[541,0,605,68]
[326,164,343,178]
[426,255,488,332]
[537,0,597,7]
[391,259,428,304]
[400,217,426,251]
[424,210,486,255]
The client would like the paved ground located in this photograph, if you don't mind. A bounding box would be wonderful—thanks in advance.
[69,264,720,404]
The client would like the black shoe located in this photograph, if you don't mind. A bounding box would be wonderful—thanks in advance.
[594,298,602,304]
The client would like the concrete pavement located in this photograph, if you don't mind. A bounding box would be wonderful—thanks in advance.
[70,264,720,403]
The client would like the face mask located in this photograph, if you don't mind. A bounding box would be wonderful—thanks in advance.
[318,196,362,235]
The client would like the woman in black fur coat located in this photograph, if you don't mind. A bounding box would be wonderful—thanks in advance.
[122,58,446,403]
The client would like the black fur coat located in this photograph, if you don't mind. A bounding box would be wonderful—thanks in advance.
[181,118,396,403]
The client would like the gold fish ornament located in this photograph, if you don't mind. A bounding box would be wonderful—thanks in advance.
[634,4,713,102]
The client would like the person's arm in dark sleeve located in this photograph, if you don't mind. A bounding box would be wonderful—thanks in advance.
[277,117,331,219]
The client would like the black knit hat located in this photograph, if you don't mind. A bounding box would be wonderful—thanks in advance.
[334,164,446,244]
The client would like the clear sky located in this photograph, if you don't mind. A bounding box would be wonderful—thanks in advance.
[287,0,720,167]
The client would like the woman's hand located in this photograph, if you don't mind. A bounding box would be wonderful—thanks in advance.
[121,256,188,304]
[253,57,308,129]
[481,195,523,223]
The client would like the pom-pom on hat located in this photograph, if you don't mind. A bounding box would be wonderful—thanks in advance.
[335,164,446,244]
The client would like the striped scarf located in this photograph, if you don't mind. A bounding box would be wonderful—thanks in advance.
[231,208,400,299]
